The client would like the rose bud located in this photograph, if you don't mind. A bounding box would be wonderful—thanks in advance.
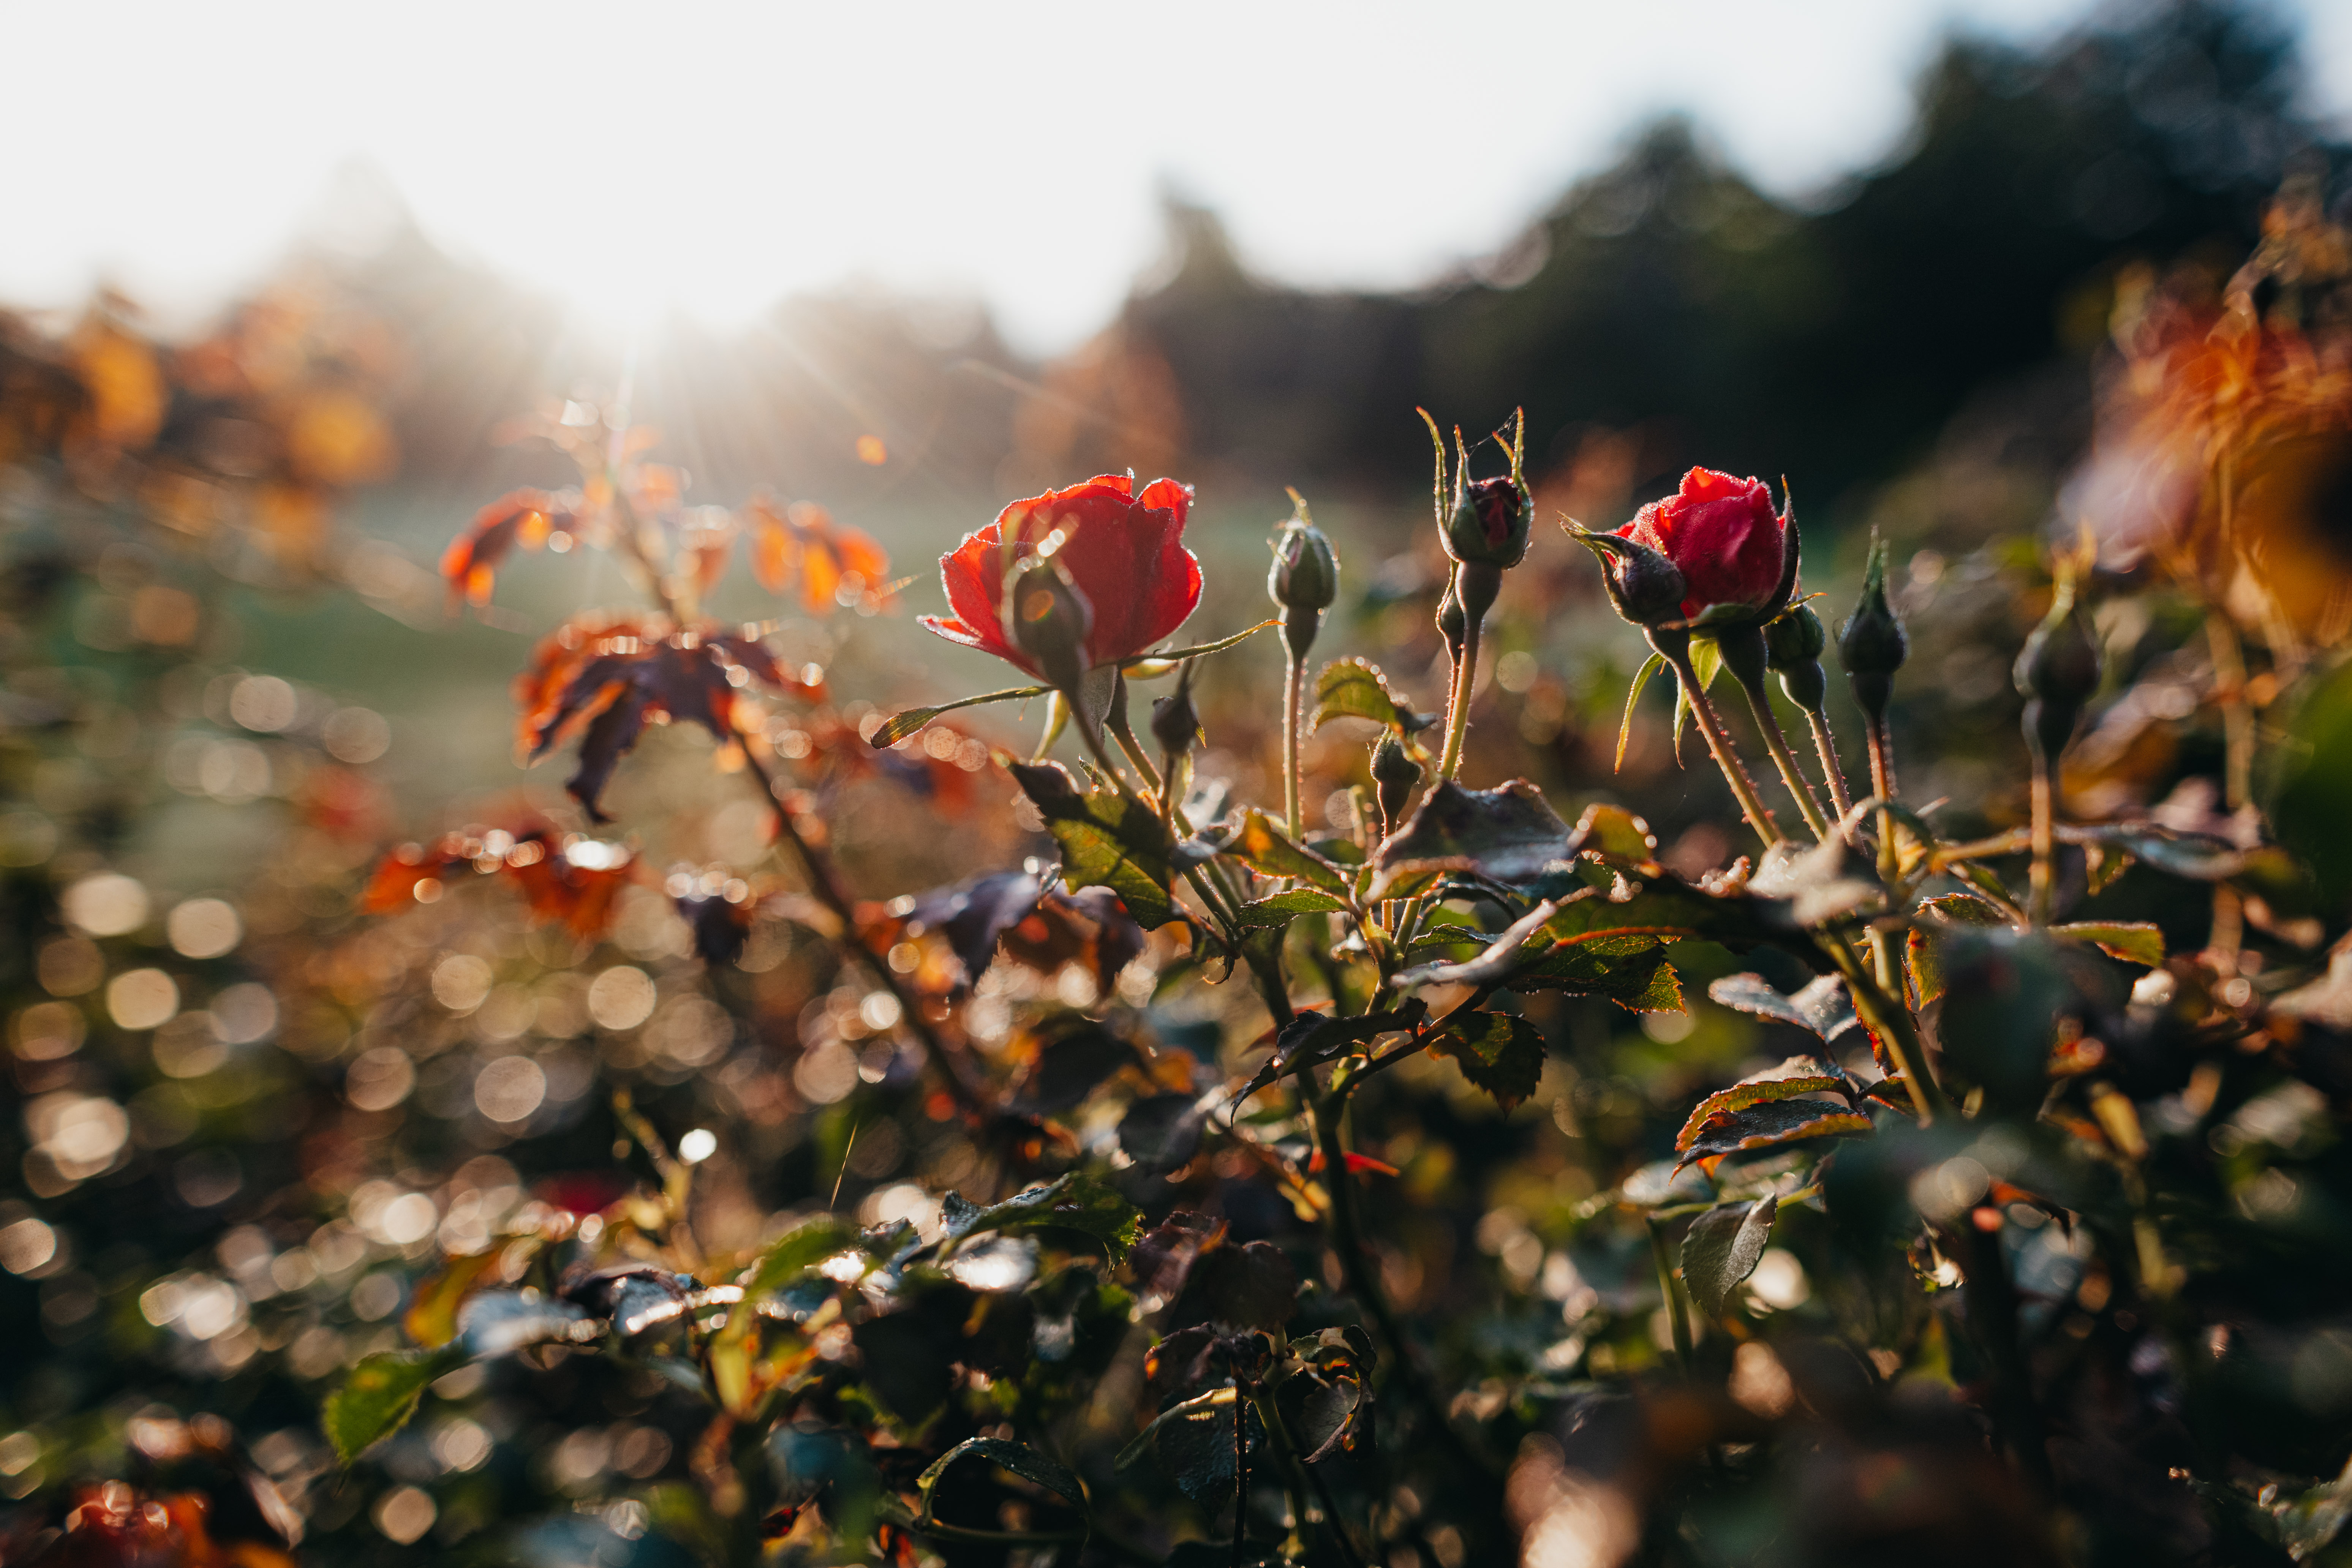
[1568,524,1687,628]
[1837,535,1907,722]
[1764,604,1830,711]
[1269,501,1339,661]
[1614,468,1797,627]
[2015,575,2101,764]
[1002,554,1095,698]
[1369,732,1421,838]
[1445,474,1533,571]
[1150,676,1203,759]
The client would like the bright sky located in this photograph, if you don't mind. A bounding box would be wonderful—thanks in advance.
[5,1,2347,351]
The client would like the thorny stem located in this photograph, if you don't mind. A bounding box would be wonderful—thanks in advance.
[1864,713,1899,807]
[1231,1376,1250,1568]
[1283,651,1307,841]
[1735,670,1832,841]
[1805,708,1855,818]
[741,749,985,1117]
[1253,1390,1363,1568]
[1653,636,1778,849]
[1074,707,1244,936]
[1829,938,1944,1123]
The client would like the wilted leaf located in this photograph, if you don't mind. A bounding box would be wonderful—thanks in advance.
[1119,1093,1216,1174]
[1675,1100,1873,1171]
[1008,761,1175,928]
[1427,1010,1547,1108]
[942,1173,1144,1264]
[2052,920,2165,966]
[1311,656,1435,733]
[1679,1195,1778,1316]
[456,1289,596,1358]
[917,1437,1089,1528]
[1369,778,1577,897]
[438,487,581,607]
[324,1345,466,1463]
[744,496,892,614]
[1672,1058,1851,1154]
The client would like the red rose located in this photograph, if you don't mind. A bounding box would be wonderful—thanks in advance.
[1617,468,1791,622]
[921,473,1202,678]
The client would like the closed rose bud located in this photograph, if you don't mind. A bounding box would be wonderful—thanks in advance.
[1765,604,1829,711]
[1570,526,1687,628]
[1150,680,1201,757]
[1003,554,1094,697]
[2015,576,2101,762]
[1370,732,1421,836]
[1837,535,1906,721]
[1445,475,1533,570]
[1269,504,1339,660]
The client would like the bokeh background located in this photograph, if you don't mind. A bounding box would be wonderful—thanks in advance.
[6,0,2352,1563]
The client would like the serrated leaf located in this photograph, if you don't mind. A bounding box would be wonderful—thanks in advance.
[869,683,1050,748]
[1008,759,1174,928]
[1219,809,1348,892]
[1312,656,1435,734]
[1513,940,1685,1012]
[942,1172,1143,1264]
[323,1345,466,1463]
[1616,653,1665,772]
[1234,888,1350,929]
[917,1437,1089,1528]
[1706,973,1856,1040]
[1369,778,1577,898]
[1428,1010,1547,1109]
[1673,1058,1851,1153]
[2052,920,2164,966]
[1679,1195,1778,1316]
[1675,1100,1873,1171]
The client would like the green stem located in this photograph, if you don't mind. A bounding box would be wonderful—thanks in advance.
[1081,712,1242,936]
[1655,637,1778,848]
[1437,593,1481,782]
[1283,652,1306,841]
[1829,937,1944,1124]
[1646,1215,1695,1379]
[2028,757,2056,927]
[1736,671,1832,841]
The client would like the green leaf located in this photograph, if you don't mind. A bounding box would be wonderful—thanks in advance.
[1311,656,1435,733]
[1369,777,1577,898]
[401,1246,512,1350]
[2052,920,2165,967]
[1234,888,1350,928]
[1616,653,1665,772]
[1673,1057,1851,1154]
[870,683,1050,748]
[737,1216,861,1302]
[1575,802,1658,864]
[1127,618,1278,665]
[1240,1004,1426,1102]
[324,1345,466,1463]
[1932,927,2110,1111]
[941,1173,1143,1264]
[1679,1195,1778,1317]
[1392,873,1788,994]
[1706,973,1856,1041]
[917,1437,1088,1529]
[1428,1010,1547,1109]
[1219,808,1349,893]
[1007,760,1175,928]
[1675,1100,1873,1171]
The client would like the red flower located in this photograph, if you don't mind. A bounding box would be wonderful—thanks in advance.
[1617,468,1791,622]
[921,474,1202,678]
